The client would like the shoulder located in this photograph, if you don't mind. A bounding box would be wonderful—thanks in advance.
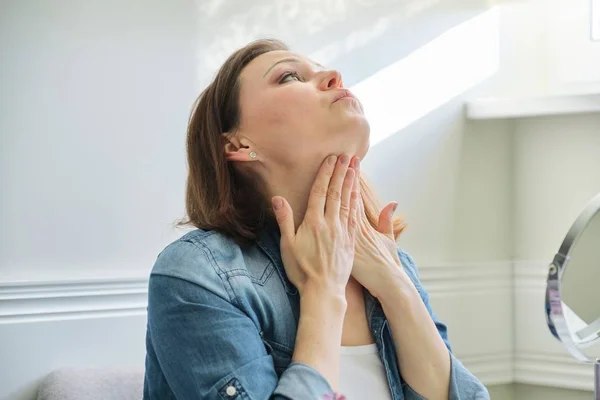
[149,228,279,298]
[150,229,244,297]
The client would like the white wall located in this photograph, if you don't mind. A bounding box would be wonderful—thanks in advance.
[489,383,594,400]
[0,1,196,398]
[0,0,200,282]
[512,114,600,398]
[476,1,600,398]
[490,0,600,97]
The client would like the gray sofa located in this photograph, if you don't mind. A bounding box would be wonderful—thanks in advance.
[37,368,144,400]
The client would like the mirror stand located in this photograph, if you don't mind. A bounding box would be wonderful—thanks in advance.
[545,192,600,399]
[596,360,599,399]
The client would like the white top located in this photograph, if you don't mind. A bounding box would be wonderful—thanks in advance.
[338,344,393,400]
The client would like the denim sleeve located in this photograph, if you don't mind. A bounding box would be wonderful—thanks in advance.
[145,241,334,400]
[397,250,490,400]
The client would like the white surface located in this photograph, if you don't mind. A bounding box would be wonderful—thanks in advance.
[0,278,147,323]
[0,0,199,282]
[486,0,600,97]
[339,344,392,400]
[465,93,600,119]
[544,0,600,88]
[513,113,600,261]
[352,8,499,145]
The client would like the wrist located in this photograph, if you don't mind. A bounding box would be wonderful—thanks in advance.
[300,283,347,314]
[372,269,417,302]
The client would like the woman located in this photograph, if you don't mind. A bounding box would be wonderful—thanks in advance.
[143,39,489,400]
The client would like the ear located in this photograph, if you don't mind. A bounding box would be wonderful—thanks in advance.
[224,135,255,162]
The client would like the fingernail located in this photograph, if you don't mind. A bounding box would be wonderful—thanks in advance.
[392,202,398,212]
[328,155,337,166]
[272,197,283,210]
[340,154,350,165]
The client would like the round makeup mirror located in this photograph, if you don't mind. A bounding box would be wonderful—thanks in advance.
[545,192,600,399]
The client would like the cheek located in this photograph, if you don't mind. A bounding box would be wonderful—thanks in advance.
[262,89,319,126]
[240,88,326,160]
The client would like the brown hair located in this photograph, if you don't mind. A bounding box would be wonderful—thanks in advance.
[178,38,405,246]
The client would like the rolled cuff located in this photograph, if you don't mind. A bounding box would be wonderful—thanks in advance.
[273,362,334,400]
[402,352,490,400]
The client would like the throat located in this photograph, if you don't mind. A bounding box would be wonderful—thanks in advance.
[341,277,375,347]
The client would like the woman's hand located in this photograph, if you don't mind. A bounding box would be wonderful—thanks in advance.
[350,159,405,299]
[271,154,360,297]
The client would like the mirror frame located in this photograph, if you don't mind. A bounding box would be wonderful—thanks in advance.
[545,192,600,363]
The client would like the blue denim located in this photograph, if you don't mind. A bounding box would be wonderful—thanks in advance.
[143,225,490,400]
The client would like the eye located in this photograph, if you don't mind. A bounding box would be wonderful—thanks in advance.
[278,71,303,84]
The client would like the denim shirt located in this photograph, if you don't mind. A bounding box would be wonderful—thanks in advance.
[143,226,490,400]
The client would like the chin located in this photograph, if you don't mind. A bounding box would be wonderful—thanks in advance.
[336,131,369,160]
[357,139,369,160]
[327,116,370,158]
[352,119,370,159]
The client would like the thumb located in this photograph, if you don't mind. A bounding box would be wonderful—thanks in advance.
[377,201,397,237]
[272,196,295,240]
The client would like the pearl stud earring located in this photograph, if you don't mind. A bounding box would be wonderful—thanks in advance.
[249,151,257,159]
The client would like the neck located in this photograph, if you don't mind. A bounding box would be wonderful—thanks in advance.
[263,152,362,230]
[266,165,320,230]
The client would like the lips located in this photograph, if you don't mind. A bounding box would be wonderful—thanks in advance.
[332,89,356,104]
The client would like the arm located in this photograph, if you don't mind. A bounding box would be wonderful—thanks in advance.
[293,285,347,392]
[144,241,343,400]
[378,264,451,399]
[380,251,490,400]
[349,158,488,399]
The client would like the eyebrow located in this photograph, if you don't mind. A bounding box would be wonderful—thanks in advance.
[263,57,325,78]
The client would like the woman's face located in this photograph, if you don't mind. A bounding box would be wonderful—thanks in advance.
[233,50,370,170]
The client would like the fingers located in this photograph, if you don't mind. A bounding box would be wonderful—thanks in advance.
[348,187,360,241]
[377,201,398,237]
[306,155,338,215]
[348,157,361,238]
[272,196,295,240]
[339,167,356,225]
[305,154,359,231]
[351,157,365,226]
[324,154,351,220]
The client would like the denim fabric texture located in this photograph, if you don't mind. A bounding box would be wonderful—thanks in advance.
[143,225,490,400]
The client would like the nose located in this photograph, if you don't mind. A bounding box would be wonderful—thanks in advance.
[318,69,343,90]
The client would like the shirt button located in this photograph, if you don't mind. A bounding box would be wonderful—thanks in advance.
[226,386,237,397]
